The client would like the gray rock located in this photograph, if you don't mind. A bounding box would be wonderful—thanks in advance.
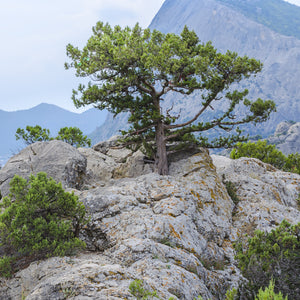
[0,147,299,299]
[267,122,300,155]
[78,147,117,184]
[0,140,87,197]
[211,154,300,238]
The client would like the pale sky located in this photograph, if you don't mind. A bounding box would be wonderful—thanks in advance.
[0,0,165,112]
[0,0,299,112]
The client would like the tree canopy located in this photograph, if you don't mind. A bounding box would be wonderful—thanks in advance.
[15,125,91,148]
[65,22,276,175]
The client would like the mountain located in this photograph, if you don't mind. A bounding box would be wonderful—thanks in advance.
[215,0,300,39]
[0,103,107,165]
[91,0,300,144]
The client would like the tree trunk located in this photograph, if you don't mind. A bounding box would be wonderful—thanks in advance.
[155,121,168,175]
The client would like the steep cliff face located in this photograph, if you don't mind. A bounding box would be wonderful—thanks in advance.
[0,141,299,299]
[91,0,300,143]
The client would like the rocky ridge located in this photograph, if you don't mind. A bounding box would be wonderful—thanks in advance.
[0,140,299,299]
[266,121,300,155]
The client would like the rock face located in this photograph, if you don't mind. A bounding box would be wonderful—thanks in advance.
[0,140,87,197]
[211,155,300,237]
[267,121,300,155]
[0,144,299,299]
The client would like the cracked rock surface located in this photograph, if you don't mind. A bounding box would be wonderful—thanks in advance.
[0,144,299,299]
[0,140,87,197]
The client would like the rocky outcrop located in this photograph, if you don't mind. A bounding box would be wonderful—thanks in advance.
[78,136,154,187]
[0,145,299,299]
[211,155,300,238]
[267,121,300,155]
[0,140,87,197]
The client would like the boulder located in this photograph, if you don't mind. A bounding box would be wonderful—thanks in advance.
[0,140,87,197]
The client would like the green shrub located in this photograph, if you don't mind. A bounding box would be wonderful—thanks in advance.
[283,152,300,174]
[15,125,91,148]
[129,279,159,299]
[230,140,286,169]
[230,140,300,174]
[222,175,240,207]
[235,220,300,299]
[56,126,91,148]
[255,280,287,300]
[0,172,88,277]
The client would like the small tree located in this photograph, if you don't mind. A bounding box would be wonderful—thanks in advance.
[15,125,51,145]
[0,172,88,277]
[15,125,91,148]
[56,126,91,147]
[65,22,276,175]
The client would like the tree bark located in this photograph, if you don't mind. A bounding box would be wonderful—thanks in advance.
[155,121,168,175]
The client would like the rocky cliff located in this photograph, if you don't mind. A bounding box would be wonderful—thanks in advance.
[91,0,300,143]
[267,121,300,155]
[0,140,299,299]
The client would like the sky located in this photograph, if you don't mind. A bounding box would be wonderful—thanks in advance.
[0,0,165,113]
[0,0,299,113]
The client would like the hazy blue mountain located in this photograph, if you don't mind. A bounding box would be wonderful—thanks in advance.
[91,0,300,144]
[0,103,107,165]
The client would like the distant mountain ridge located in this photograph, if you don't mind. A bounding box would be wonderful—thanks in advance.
[0,103,107,165]
[91,0,300,144]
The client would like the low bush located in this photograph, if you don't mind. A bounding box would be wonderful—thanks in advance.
[0,172,88,277]
[230,140,300,174]
[234,220,300,299]
[255,280,287,300]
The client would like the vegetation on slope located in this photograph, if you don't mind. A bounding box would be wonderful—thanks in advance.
[230,140,300,174]
[0,173,88,277]
[216,0,300,40]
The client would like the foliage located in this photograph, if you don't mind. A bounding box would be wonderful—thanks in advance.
[222,175,240,206]
[225,288,238,300]
[216,0,300,40]
[129,280,158,299]
[16,125,51,145]
[283,152,300,174]
[15,125,91,148]
[56,127,91,147]
[0,172,88,277]
[66,22,275,175]
[230,140,286,169]
[255,280,288,300]
[234,220,300,299]
[230,140,300,174]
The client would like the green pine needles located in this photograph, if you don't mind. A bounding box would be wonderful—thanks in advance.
[16,125,91,148]
[0,172,88,277]
[66,22,276,175]
[231,140,300,174]
[235,220,300,299]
